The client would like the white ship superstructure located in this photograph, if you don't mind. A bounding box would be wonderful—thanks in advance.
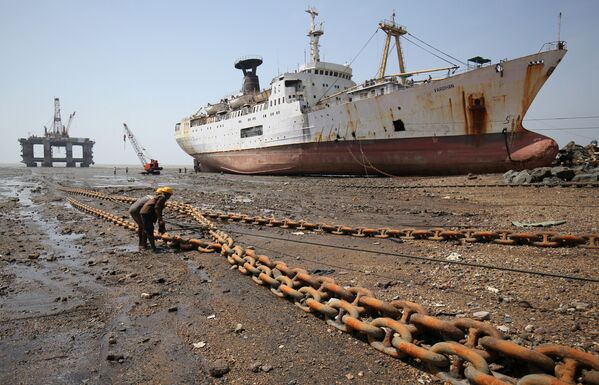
[175,9,566,175]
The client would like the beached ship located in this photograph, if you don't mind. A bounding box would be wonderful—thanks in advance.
[175,9,567,175]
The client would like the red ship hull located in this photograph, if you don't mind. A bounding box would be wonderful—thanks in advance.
[194,129,558,176]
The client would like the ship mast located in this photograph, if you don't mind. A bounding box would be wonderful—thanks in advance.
[377,12,408,82]
[306,8,323,63]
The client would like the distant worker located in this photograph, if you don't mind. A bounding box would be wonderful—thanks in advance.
[125,167,129,175]
[184,167,187,174]
[139,187,173,251]
[113,166,117,175]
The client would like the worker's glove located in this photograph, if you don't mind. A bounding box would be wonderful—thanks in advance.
[158,221,166,234]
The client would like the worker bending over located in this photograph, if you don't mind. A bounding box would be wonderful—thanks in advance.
[128,191,154,248]
[129,187,173,251]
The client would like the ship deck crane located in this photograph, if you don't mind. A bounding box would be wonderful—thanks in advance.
[123,123,163,175]
[377,12,408,82]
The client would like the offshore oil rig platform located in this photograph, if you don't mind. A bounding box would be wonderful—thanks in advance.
[19,98,94,167]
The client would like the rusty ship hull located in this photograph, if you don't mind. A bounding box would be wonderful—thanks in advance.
[193,129,556,175]
[175,14,566,176]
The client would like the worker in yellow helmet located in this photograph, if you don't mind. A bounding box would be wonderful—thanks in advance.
[128,190,156,249]
[129,187,173,251]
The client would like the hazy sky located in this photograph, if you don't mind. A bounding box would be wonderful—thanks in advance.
[1,0,598,166]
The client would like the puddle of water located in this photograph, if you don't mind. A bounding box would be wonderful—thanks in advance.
[0,177,104,318]
[0,179,85,258]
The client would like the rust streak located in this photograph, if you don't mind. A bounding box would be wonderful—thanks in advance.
[521,64,545,118]
[345,103,356,135]
[468,95,488,136]
[462,92,488,137]
[461,91,469,135]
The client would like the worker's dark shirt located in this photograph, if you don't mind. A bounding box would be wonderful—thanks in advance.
[139,195,168,222]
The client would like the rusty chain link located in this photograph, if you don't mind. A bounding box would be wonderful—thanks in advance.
[201,213,597,249]
[64,189,599,385]
[335,181,599,190]
[67,197,221,253]
[59,187,598,249]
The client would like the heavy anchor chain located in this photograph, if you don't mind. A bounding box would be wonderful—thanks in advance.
[65,192,599,385]
[67,198,221,252]
[202,213,598,249]
[334,181,599,190]
[59,187,599,249]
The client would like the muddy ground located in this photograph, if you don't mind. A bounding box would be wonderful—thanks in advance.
[0,166,597,385]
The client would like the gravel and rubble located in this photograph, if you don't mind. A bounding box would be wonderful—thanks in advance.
[503,166,599,185]
[554,141,598,167]
[0,166,597,384]
[504,141,599,185]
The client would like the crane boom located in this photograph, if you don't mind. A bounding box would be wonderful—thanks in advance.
[123,123,148,167]
[65,111,76,137]
[123,123,163,175]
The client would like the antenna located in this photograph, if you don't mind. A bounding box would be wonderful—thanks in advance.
[557,12,564,50]
[306,8,324,63]
[557,12,562,42]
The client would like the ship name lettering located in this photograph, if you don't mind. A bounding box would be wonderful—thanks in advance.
[434,84,454,93]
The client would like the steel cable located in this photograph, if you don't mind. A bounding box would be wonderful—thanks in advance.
[405,32,468,67]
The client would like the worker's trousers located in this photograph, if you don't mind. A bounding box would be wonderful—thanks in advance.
[130,212,147,247]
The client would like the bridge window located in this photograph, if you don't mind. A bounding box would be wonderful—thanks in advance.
[240,126,262,138]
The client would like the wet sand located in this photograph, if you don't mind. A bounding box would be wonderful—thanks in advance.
[0,166,597,384]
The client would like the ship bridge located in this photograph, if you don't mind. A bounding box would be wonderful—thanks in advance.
[268,62,356,109]
[298,61,352,80]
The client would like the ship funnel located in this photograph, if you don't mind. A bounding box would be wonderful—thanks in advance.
[234,55,263,94]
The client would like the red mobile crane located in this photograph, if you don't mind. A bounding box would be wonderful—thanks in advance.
[123,123,163,175]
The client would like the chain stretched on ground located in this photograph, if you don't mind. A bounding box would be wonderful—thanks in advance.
[60,186,599,250]
[334,181,599,189]
[64,191,599,385]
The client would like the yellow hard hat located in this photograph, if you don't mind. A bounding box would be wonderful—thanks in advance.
[160,186,173,195]
[155,187,164,194]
